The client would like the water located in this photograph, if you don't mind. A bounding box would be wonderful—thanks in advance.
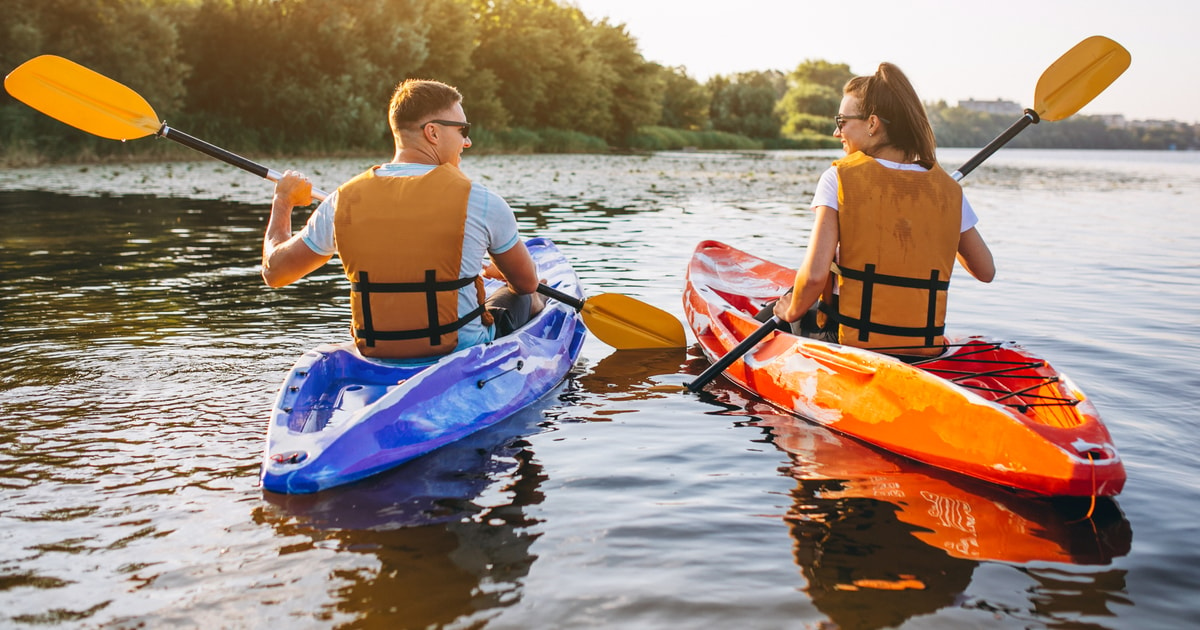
[1,149,1198,629]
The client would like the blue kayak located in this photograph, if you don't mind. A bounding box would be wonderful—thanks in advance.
[260,237,587,494]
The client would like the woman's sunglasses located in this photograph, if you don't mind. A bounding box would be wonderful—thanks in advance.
[834,114,890,131]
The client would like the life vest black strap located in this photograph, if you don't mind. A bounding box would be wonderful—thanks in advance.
[820,303,946,341]
[355,304,486,344]
[349,272,477,294]
[831,262,950,291]
[826,262,949,346]
[353,270,483,347]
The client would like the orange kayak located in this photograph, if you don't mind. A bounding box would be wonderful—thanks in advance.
[684,240,1125,497]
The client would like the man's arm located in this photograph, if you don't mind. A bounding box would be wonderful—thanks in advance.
[262,171,332,287]
[489,240,540,294]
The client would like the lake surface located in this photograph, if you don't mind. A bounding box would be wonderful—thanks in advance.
[1,148,1198,629]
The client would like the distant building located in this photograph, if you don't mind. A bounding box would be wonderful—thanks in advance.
[957,99,1023,116]
[1128,118,1181,130]
[1092,114,1128,128]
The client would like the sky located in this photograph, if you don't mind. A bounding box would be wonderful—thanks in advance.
[568,0,1198,123]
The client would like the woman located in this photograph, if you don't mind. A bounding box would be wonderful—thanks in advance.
[771,62,995,357]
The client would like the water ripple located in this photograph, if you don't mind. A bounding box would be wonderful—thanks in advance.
[2,151,1198,628]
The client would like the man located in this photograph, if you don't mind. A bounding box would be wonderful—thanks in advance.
[262,79,543,360]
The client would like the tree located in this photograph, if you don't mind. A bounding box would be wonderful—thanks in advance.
[774,59,853,138]
[471,0,659,143]
[180,0,427,151]
[586,20,663,143]
[2,0,188,115]
[1,0,189,158]
[657,65,709,131]
[708,70,786,139]
[472,0,589,132]
[10,1,1173,160]
[413,0,508,131]
[787,59,854,93]
[776,83,840,136]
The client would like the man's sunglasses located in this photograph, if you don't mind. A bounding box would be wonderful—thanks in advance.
[424,119,471,139]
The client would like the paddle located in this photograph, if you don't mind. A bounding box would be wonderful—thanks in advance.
[4,54,688,350]
[3,54,333,200]
[537,285,686,349]
[686,36,1130,393]
[952,36,1131,181]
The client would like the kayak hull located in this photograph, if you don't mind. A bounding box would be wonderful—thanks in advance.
[261,237,587,494]
[684,240,1125,497]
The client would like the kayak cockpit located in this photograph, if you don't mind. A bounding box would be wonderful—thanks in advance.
[914,338,1087,428]
[276,345,424,434]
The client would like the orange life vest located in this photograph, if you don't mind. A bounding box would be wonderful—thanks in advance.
[820,152,962,356]
[333,164,492,359]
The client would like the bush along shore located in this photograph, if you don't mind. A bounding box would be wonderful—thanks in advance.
[3,0,1191,167]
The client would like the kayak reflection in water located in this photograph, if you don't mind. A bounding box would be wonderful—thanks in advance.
[257,406,550,625]
[767,62,995,360]
[260,78,543,362]
[701,385,1131,629]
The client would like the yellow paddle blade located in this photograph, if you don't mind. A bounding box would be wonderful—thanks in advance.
[4,55,161,140]
[1034,36,1130,122]
[580,293,687,350]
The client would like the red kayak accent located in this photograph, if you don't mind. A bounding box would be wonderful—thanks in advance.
[684,240,1125,497]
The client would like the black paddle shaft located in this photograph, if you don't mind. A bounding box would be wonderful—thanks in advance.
[158,125,272,179]
[155,125,332,202]
[686,316,782,392]
[952,109,1040,180]
[536,284,585,311]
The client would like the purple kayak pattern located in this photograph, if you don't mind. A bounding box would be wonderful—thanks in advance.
[260,237,587,494]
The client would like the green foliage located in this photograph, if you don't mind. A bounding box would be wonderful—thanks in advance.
[629,126,762,151]
[469,0,664,144]
[1132,123,1197,150]
[787,59,854,93]
[765,130,841,150]
[179,0,426,153]
[657,66,710,131]
[466,126,604,154]
[1,0,1191,164]
[0,0,188,111]
[1,0,190,161]
[471,0,588,131]
[416,0,508,131]
[586,20,664,144]
[775,60,851,139]
[776,83,840,120]
[535,128,609,153]
[708,70,787,139]
[779,111,833,137]
[479,127,541,154]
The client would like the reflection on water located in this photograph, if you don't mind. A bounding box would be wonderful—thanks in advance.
[691,366,1132,629]
[255,386,567,628]
[575,348,692,406]
[780,419,1131,630]
[2,150,1198,628]
[766,405,1132,566]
